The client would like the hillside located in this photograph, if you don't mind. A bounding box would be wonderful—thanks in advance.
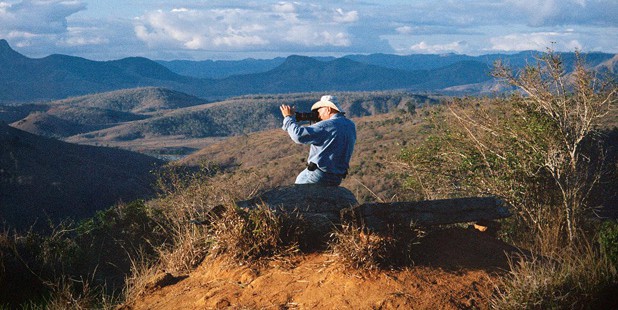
[62,92,438,159]
[180,99,618,204]
[51,87,209,113]
[0,124,163,231]
[9,87,206,138]
[180,111,429,202]
[128,92,618,309]
[2,91,440,156]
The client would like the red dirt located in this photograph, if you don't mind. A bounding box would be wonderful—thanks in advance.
[126,227,522,309]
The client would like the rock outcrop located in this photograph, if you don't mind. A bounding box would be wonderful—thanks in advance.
[236,184,510,247]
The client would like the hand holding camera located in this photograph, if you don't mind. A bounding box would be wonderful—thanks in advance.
[280,104,320,122]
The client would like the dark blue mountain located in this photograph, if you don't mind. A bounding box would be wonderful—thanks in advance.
[206,55,427,96]
[157,57,286,79]
[0,39,205,102]
[1,39,615,103]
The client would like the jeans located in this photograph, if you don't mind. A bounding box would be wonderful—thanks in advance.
[295,168,342,186]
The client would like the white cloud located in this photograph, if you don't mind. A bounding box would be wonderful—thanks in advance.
[396,26,413,35]
[60,26,109,46]
[134,8,270,49]
[273,2,296,13]
[0,0,86,35]
[407,41,468,54]
[2,0,616,60]
[489,31,579,52]
[133,3,358,51]
[333,8,358,23]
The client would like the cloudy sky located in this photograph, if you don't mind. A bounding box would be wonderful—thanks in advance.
[1,0,616,60]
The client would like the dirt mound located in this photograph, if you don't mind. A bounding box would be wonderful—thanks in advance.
[126,227,521,309]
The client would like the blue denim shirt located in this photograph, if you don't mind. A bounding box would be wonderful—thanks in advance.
[282,113,356,175]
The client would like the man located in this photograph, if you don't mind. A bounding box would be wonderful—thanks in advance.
[280,95,356,186]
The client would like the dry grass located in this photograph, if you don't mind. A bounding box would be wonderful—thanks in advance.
[209,203,301,264]
[330,221,425,270]
[121,164,302,305]
[148,162,260,273]
[491,239,618,309]
[123,252,161,305]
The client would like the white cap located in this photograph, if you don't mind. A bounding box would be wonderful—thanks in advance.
[311,95,344,113]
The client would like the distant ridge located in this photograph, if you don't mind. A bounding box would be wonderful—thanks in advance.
[0,39,27,62]
[208,55,427,95]
[0,39,615,103]
[52,87,209,113]
[157,57,286,79]
[595,54,618,74]
[159,51,617,81]
[10,87,206,138]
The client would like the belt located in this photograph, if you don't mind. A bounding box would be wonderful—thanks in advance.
[307,162,348,178]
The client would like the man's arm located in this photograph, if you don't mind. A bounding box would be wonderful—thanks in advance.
[280,104,326,145]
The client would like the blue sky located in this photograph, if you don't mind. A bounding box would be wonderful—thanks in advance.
[1,0,616,60]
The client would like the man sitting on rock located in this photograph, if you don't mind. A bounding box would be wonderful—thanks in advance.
[280,95,356,186]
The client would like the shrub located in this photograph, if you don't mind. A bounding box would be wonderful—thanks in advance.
[493,50,616,243]
[399,51,617,249]
[599,220,618,267]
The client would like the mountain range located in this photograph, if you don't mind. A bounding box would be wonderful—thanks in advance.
[158,51,617,80]
[2,39,615,104]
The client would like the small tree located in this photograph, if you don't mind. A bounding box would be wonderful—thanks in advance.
[493,50,616,242]
[399,51,616,247]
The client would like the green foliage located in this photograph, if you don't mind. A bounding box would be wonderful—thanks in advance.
[75,200,167,284]
[0,200,168,308]
[599,220,618,267]
[394,50,617,310]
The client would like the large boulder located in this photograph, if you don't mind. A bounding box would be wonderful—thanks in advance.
[236,184,358,248]
[234,185,511,248]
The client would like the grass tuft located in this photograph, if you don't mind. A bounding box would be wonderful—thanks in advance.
[492,240,618,309]
[330,221,425,270]
[210,204,301,264]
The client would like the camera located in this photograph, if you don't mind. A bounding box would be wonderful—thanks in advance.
[295,111,319,122]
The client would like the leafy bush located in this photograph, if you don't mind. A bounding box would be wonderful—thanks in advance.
[0,199,167,309]
[599,220,618,267]
[395,50,618,308]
